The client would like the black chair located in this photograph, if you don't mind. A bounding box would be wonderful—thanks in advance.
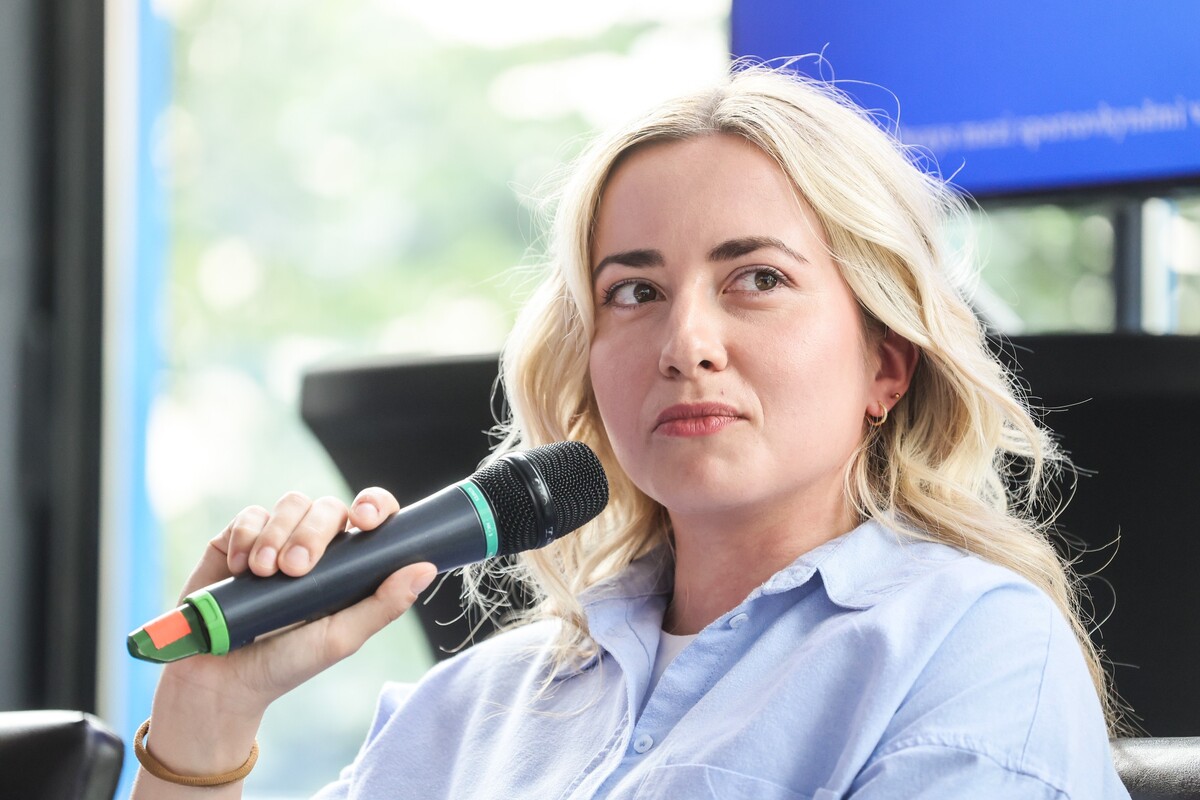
[989,334,1200,736]
[1111,737,1200,799]
[301,354,505,658]
[0,710,123,800]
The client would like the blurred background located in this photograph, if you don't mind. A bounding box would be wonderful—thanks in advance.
[1,1,1198,798]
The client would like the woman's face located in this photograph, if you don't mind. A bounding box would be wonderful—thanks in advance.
[588,134,892,524]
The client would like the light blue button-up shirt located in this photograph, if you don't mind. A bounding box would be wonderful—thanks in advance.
[314,520,1130,799]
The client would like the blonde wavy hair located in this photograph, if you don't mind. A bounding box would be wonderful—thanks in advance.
[467,64,1118,731]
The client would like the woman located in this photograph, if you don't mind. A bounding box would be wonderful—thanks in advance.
[132,66,1130,798]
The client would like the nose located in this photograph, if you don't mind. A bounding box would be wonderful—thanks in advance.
[657,293,728,378]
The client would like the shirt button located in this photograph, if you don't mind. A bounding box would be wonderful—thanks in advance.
[633,734,654,754]
[729,613,749,629]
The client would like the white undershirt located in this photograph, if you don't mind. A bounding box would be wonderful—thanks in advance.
[641,630,698,713]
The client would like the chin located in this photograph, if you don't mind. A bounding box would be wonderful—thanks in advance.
[641,455,762,509]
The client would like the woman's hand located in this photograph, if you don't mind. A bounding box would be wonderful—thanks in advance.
[132,488,436,798]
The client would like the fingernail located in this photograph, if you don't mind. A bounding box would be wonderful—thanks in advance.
[282,546,310,572]
[356,501,379,522]
[254,546,277,571]
[412,570,436,595]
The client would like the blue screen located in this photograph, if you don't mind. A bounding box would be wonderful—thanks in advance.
[731,0,1200,197]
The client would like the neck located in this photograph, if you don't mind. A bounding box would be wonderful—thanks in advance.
[662,491,858,635]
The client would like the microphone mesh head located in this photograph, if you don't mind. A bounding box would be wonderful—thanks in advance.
[470,441,609,556]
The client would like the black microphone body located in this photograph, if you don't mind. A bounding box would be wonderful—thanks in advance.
[127,441,608,662]
[213,483,486,651]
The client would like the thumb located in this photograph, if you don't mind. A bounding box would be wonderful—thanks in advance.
[308,562,439,665]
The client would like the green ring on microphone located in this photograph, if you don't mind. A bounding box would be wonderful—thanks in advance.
[458,480,499,558]
[186,589,230,656]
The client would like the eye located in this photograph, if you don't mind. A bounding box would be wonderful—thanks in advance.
[604,280,661,307]
[730,267,786,293]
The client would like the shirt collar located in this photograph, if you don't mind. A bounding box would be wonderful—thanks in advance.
[578,544,674,610]
[578,518,968,614]
[761,518,968,609]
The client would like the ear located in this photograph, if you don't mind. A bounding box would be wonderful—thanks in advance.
[870,328,918,411]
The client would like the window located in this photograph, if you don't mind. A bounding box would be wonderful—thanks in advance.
[973,203,1115,333]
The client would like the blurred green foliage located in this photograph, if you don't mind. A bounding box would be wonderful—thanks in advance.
[1175,197,1200,333]
[975,203,1115,333]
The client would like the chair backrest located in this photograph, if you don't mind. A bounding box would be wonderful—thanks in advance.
[1112,737,1200,800]
[0,710,123,800]
[301,355,503,657]
[992,334,1200,736]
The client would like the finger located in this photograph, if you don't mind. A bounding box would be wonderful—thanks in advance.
[247,562,438,692]
[349,487,402,531]
[278,496,349,577]
[249,492,312,576]
[225,505,270,575]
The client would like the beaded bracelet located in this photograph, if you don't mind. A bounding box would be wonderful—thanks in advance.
[134,719,259,788]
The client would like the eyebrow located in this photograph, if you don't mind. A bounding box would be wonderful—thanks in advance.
[708,235,808,265]
[592,235,808,281]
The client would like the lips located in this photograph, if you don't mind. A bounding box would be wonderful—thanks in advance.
[654,403,744,437]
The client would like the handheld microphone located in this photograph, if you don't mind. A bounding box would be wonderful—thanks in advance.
[128,441,608,663]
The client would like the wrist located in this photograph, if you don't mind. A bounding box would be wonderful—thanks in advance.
[136,718,259,789]
[146,672,264,776]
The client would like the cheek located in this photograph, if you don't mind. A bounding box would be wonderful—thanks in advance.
[588,336,634,435]
[764,327,872,440]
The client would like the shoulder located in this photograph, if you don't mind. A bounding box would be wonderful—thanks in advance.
[352,619,561,766]
[318,618,593,798]
[821,523,1090,726]
[809,519,1056,626]
[816,523,1123,797]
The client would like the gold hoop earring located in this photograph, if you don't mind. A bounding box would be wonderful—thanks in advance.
[867,400,888,428]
